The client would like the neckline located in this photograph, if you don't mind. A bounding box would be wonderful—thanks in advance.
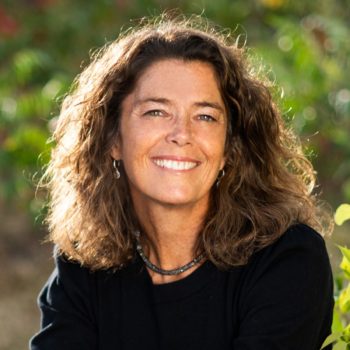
[140,256,217,303]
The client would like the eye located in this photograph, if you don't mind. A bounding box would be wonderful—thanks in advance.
[144,110,164,117]
[198,114,216,122]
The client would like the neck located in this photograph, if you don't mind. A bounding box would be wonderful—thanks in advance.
[132,199,208,284]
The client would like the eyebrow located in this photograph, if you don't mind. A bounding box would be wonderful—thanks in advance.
[134,97,225,113]
[134,97,171,107]
[193,101,224,113]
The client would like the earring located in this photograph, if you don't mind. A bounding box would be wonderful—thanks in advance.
[216,169,225,187]
[113,159,121,179]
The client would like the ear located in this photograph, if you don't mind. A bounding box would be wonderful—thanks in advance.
[110,139,122,160]
[219,156,226,171]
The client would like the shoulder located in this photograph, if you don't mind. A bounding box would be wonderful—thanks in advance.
[236,223,333,309]
[239,223,332,291]
[49,247,117,299]
[51,248,138,290]
[272,223,327,250]
[229,227,334,349]
[253,223,329,264]
[42,250,98,307]
[53,248,91,281]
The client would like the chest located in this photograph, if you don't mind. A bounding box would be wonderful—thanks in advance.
[95,267,241,350]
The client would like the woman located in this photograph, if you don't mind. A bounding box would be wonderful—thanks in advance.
[30,15,334,350]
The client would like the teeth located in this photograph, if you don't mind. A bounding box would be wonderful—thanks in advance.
[153,159,197,170]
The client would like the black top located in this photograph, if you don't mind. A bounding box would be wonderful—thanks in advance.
[30,224,334,350]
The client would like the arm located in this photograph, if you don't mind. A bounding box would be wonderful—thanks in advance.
[30,252,98,350]
[233,224,334,350]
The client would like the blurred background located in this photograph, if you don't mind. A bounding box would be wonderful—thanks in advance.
[0,0,349,349]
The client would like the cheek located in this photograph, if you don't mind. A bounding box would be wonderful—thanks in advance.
[119,131,152,170]
[213,143,226,171]
[207,135,226,162]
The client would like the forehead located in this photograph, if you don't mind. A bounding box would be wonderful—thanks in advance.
[131,59,223,102]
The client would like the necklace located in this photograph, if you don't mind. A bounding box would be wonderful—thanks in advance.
[133,230,204,276]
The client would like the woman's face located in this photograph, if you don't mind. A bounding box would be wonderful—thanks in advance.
[111,59,227,211]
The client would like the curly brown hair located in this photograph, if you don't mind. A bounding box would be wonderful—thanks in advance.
[43,14,332,270]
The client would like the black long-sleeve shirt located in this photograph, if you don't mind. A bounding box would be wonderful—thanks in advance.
[30,223,334,349]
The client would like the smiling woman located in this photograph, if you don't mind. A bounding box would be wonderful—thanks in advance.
[30,14,334,350]
[111,59,226,215]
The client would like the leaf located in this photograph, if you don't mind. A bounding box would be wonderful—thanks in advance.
[321,332,343,348]
[334,341,348,350]
[342,324,350,343]
[340,256,350,279]
[339,284,350,313]
[332,309,344,333]
[335,204,350,226]
[339,246,350,267]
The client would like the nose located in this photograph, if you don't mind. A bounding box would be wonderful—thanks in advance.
[165,115,192,146]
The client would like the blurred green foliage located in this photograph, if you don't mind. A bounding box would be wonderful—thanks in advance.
[0,0,349,219]
[323,235,350,349]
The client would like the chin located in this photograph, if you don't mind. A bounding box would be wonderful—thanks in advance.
[154,191,208,208]
[131,184,210,208]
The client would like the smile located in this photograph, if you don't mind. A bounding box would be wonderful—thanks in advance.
[152,159,199,170]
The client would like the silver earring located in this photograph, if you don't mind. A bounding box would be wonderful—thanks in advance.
[216,169,225,187]
[113,159,121,179]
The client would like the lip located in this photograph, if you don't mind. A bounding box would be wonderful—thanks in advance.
[151,155,201,163]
